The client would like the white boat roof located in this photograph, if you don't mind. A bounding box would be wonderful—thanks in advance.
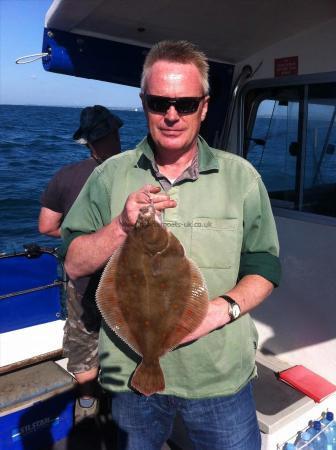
[45,0,336,64]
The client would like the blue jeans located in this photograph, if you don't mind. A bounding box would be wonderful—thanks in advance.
[110,382,261,450]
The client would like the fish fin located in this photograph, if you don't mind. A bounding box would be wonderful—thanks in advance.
[96,245,141,355]
[131,360,165,396]
[164,258,209,350]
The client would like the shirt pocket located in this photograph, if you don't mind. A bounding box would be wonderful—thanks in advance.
[190,218,239,269]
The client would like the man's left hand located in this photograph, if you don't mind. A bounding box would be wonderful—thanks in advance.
[179,297,231,345]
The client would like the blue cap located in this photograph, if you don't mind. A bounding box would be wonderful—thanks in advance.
[313,420,322,430]
[326,411,334,421]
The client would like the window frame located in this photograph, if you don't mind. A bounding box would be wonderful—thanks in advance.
[237,71,336,226]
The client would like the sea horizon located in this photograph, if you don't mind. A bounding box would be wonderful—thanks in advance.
[0,103,143,111]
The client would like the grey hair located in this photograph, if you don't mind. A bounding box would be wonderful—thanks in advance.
[141,40,209,95]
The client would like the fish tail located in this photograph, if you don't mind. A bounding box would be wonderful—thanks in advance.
[131,360,165,396]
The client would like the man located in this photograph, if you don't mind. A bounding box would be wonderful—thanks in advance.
[61,41,281,449]
[39,105,123,421]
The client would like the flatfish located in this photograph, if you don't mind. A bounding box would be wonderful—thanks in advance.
[96,204,208,396]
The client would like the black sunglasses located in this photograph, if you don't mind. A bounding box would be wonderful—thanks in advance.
[144,94,205,115]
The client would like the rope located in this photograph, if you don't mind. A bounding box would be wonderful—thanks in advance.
[0,281,63,301]
[15,53,49,64]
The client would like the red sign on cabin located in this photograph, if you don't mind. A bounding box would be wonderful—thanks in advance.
[274,56,298,77]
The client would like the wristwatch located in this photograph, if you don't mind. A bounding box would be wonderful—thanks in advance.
[220,295,241,321]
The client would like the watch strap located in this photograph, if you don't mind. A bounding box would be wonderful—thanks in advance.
[219,295,241,321]
[220,294,236,306]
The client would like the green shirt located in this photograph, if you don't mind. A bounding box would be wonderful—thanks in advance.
[61,136,281,398]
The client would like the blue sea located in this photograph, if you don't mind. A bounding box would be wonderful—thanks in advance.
[1,104,334,253]
[0,105,147,253]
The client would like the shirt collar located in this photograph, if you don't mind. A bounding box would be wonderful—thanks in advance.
[135,134,219,174]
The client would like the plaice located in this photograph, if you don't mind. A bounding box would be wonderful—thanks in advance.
[96,204,209,396]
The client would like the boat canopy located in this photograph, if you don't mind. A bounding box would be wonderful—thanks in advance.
[44,0,336,65]
[42,0,336,146]
[42,0,336,85]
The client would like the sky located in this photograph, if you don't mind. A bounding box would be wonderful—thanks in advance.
[0,0,142,108]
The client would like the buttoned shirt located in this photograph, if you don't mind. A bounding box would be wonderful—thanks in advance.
[61,136,280,398]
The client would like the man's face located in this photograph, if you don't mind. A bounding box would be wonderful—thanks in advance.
[142,60,209,155]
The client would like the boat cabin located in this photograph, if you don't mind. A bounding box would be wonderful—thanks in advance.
[2,1,336,449]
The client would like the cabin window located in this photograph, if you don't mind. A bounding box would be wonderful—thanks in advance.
[304,84,336,216]
[244,83,336,217]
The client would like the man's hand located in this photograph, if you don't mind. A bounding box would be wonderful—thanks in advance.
[118,184,176,233]
[179,297,231,345]
[179,275,274,345]
[65,184,176,279]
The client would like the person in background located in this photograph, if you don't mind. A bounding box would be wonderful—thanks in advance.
[61,41,281,449]
[39,105,123,422]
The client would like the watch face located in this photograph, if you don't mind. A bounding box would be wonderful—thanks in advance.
[232,304,240,319]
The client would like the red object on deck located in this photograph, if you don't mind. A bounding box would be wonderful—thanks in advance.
[278,365,336,402]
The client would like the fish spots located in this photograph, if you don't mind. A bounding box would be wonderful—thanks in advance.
[118,279,126,288]
[96,204,209,396]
